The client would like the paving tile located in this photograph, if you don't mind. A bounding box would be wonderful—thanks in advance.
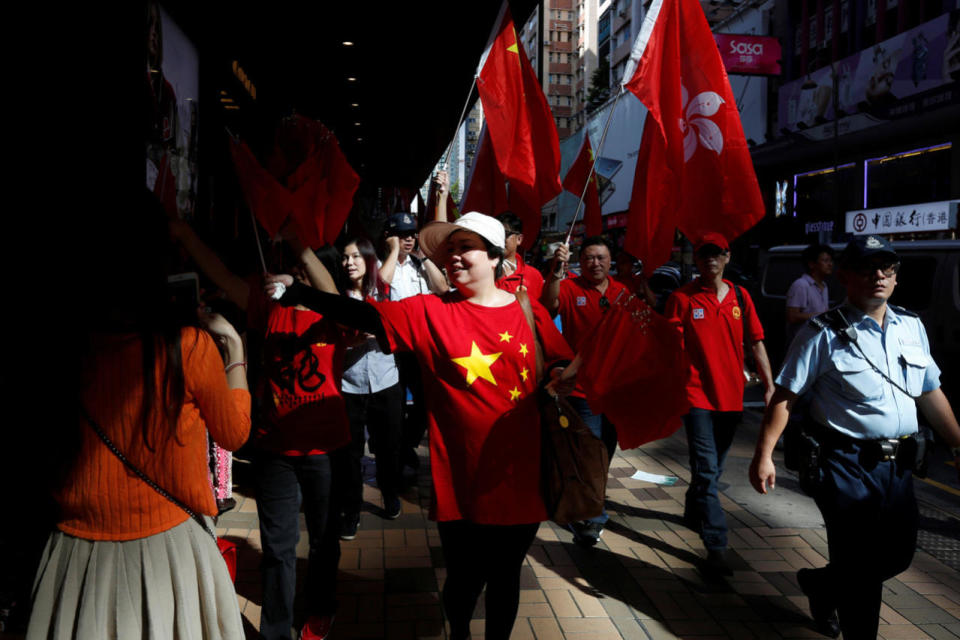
[558,617,619,633]
[915,623,960,640]
[877,623,935,638]
[529,616,565,639]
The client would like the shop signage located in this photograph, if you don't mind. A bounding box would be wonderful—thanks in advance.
[845,200,958,235]
[805,221,834,234]
[714,34,781,75]
[778,9,959,133]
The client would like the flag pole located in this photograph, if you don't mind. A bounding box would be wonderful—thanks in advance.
[227,126,270,274]
[564,86,625,246]
[440,75,478,172]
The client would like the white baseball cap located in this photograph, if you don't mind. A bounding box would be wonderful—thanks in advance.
[417,211,506,262]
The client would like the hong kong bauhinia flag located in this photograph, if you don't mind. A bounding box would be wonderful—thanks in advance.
[621,0,764,269]
[562,134,603,238]
[476,0,562,243]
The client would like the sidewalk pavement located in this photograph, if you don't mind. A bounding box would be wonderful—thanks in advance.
[220,410,960,639]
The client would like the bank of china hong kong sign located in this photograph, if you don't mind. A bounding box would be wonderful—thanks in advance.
[845,200,959,235]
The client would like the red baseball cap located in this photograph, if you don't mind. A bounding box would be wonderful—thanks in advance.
[693,232,730,252]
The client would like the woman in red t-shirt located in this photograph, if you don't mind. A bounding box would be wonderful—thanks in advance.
[267,212,574,640]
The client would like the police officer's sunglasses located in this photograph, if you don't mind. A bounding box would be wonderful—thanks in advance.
[852,260,900,278]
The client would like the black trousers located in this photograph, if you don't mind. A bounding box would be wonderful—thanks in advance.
[437,520,540,640]
[806,440,918,640]
[397,352,427,461]
[342,384,403,516]
[254,451,343,639]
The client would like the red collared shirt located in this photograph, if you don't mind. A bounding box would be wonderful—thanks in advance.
[664,279,764,412]
[496,254,545,301]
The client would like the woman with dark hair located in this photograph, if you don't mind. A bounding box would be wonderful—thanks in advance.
[266,212,575,640]
[27,192,250,639]
[338,237,404,539]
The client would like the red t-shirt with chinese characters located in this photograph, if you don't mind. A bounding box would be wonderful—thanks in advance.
[375,292,573,524]
[249,289,350,456]
[664,279,764,412]
[496,254,545,301]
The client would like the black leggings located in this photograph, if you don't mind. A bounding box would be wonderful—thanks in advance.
[437,520,540,640]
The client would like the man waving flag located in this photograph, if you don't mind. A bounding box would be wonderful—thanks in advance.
[621,0,764,270]
[476,0,562,245]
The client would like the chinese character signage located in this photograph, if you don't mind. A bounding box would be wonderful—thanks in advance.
[845,200,958,235]
[714,34,782,76]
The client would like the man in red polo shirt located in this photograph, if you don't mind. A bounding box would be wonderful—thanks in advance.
[543,236,627,546]
[495,212,544,300]
[665,233,774,577]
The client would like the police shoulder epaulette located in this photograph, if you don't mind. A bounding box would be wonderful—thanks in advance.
[888,304,919,318]
[808,307,845,332]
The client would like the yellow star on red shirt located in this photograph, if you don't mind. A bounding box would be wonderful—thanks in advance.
[509,387,521,402]
[520,367,529,382]
[519,343,529,357]
[498,331,513,343]
[451,341,502,386]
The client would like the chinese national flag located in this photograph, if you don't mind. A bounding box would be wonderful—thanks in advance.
[578,294,690,449]
[561,135,603,238]
[476,1,562,243]
[319,137,360,245]
[621,0,764,269]
[460,124,509,219]
[228,139,291,238]
[261,115,360,248]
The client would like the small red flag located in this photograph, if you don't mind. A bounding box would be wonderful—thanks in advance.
[561,135,603,238]
[621,0,764,269]
[578,293,690,449]
[320,137,360,245]
[228,139,291,238]
[476,1,562,243]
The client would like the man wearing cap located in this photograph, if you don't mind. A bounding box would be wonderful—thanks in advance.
[665,232,774,577]
[750,235,960,639]
[380,211,449,478]
[542,236,627,546]
[495,212,544,300]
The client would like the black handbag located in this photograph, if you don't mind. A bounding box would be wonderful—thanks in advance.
[515,291,608,526]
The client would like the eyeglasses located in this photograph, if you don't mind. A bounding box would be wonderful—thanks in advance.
[852,261,899,278]
[397,231,418,239]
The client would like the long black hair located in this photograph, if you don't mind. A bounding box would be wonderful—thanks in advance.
[81,191,190,451]
[341,236,389,300]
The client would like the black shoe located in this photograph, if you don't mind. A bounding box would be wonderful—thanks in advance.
[340,513,360,541]
[701,548,733,577]
[570,521,602,547]
[384,496,402,520]
[797,568,841,638]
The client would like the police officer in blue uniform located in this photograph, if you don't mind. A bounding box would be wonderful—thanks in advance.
[749,235,960,639]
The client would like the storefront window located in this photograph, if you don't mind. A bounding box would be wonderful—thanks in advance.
[864,143,951,209]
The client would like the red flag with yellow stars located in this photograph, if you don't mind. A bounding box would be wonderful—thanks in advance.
[373,292,572,525]
[476,1,562,243]
[578,293,691,449]
[561,134,603,238]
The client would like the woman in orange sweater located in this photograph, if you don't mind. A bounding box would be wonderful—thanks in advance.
[27,193,251,640]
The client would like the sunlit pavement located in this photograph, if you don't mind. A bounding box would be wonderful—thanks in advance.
[218,409,960,639]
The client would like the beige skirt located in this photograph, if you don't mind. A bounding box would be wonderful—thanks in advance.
[26,517,243,640]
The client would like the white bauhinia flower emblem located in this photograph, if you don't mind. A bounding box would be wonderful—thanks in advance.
[680,84,725,163]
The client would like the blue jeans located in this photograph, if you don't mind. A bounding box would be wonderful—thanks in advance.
[567,396,617,525]
[255,451,342,640]
[683,408,740,551]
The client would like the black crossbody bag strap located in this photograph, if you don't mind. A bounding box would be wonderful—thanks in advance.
[79,404,216,540]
